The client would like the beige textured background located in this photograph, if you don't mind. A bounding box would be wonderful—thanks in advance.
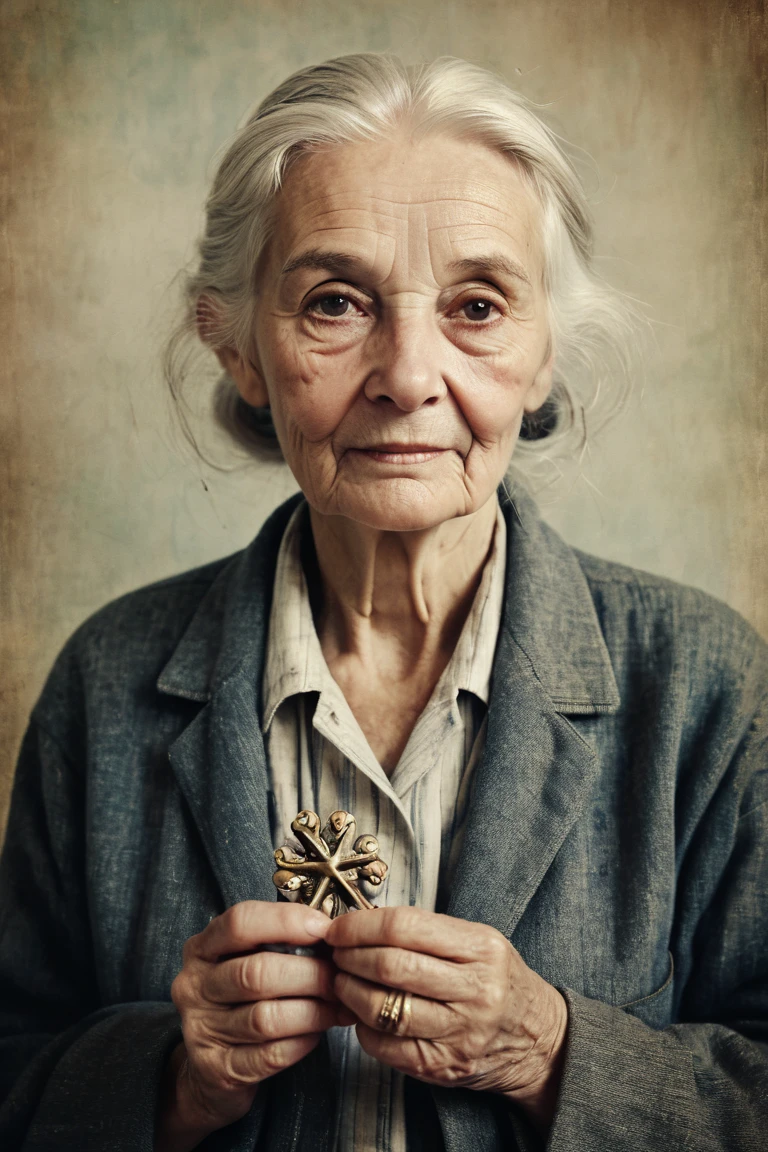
[1,0,765,832]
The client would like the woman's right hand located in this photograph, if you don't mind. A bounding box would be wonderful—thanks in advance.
[155,901,344,1152]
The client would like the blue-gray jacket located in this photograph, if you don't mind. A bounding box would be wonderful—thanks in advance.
[1,488,767,1151]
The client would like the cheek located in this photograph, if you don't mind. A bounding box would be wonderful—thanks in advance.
[452,352,536,445]
[265,333,359,445]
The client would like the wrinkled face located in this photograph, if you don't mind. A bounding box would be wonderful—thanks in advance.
[245,132,554,531]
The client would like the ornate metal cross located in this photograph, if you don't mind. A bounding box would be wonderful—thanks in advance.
[272,809,388,919]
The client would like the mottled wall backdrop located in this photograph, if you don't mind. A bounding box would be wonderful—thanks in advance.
[1,0,765,830]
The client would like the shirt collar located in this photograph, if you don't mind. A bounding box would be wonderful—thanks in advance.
[433,501,506,706]
[261,501,326,732]
[261,499,507,732]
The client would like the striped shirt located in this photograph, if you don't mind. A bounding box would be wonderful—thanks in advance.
[261,498,507,1152]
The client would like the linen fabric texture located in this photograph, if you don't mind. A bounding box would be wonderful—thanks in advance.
[0,486,767,1151]
[263,499,506,1151]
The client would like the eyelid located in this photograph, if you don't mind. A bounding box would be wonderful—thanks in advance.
[454,279,508,301]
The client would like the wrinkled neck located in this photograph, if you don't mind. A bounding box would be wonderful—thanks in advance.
[306,496,499,671]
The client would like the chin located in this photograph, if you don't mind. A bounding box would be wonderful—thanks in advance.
[329,478,474,533]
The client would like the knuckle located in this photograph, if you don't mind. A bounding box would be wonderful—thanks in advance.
[484,980,507,1015]
[480,928,509,963]
[399,947,421,981]
[251,999,279,1040]
[221,1046,250,1088]
[415,1042,476,1085]
[449,1056,479,1084]
[385,906,412,941]
[461,1029,488,1059]
[239,953,265,997]
[411,1039,444,1081]
[259,1041,288,1077]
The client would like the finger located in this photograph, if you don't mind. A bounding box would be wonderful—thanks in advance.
[334,971,452,1040]
[355,1025,437,1082]
[325,906,488,962]
[205,951,338,1004]
[191,998,348,1045]
[193,902,330,962]
[225,1034,322,1083]
[332,945,475,1002]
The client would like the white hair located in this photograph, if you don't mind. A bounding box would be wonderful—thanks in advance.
[165,52,642,482]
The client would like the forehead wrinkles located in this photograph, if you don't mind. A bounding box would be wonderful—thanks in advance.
[274,177,543,290]
[283,180,532,229]
[274,192,401,280]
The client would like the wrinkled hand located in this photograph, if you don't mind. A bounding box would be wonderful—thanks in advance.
[326,906,568,1128]
[157,902,347,1151]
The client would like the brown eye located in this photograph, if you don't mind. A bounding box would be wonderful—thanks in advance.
[461,298,496,322]
[313,294,351,317]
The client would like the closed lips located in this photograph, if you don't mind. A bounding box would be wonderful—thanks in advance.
[351,445,448,462]
[359,444,446,451]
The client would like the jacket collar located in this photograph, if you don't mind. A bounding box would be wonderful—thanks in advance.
[157,484,619,716]
[496,483,619,714]
[157,492,305,705]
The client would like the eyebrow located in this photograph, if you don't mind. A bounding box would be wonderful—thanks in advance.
[280,249,368,278]
[280,248,532,287]
[445,255,531,288]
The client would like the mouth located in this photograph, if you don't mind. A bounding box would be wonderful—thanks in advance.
[348,444,450,464]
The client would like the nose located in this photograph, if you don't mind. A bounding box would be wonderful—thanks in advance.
[363,310,447,412]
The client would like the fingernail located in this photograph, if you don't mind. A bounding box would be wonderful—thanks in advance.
[305,912,331,937]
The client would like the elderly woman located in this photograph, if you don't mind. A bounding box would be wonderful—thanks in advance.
[1,53,767,1152]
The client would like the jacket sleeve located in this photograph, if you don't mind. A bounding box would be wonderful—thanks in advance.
[0,717,191,1150]
[544,695,768,1152]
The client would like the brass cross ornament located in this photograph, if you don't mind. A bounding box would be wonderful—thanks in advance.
[272,809,388,919]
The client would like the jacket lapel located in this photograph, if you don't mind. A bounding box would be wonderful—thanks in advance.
[164,679,275,908]
[447,631,605,939]
[447,486,620,939]
[157,494,303,909]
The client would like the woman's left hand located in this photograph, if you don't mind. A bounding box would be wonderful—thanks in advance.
[325,906,568,1129]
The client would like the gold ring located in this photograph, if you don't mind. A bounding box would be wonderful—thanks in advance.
[376,989,413,1035]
